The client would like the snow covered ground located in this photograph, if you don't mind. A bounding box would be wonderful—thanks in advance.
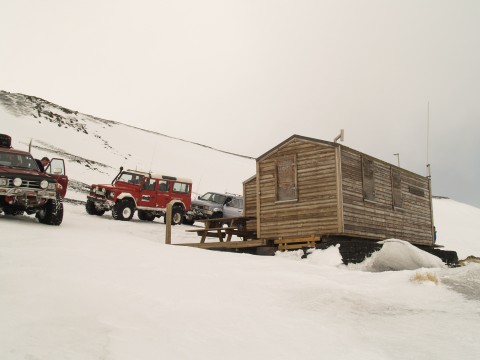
[1,200,479,360]
[1,92,480,359]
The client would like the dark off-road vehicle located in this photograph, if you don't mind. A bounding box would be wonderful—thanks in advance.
[86,167,192,224]
[0,134,68,225]
[184,192,243,225]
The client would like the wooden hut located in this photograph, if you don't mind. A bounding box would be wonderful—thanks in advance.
[243,135,435,247]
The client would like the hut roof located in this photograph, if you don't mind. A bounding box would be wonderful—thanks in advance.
[256,134,337,161]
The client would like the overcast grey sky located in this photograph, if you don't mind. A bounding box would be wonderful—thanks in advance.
[1,0,479,207]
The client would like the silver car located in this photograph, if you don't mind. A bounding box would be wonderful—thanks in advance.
[184,192,243,225]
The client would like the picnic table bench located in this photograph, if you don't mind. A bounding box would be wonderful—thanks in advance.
[186,216,256,243]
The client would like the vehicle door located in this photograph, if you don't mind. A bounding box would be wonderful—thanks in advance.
[223,198,244,218]
[155,180,171,209]
[172,182,191,207]
[45,158,68,198]
[137,178,157,208]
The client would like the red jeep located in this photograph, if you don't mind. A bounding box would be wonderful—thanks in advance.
[86,167,192,224]
[0,134,68,225]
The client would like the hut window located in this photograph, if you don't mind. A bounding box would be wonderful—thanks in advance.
[409,186,425,197]
[362,156,375,201]
[391,168,403,207]
[276,155,297,202]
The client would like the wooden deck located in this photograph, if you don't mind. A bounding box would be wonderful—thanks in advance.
[180,217,325,254]
[176,239,267,250]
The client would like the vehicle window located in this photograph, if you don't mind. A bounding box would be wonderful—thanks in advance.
[118,172,145,185]
[158,180,169,192]
[144,178,156,191]
[229,198,243,209]
[211,194,226,204]
[45,158,65,175]
[200,192,214,201]
[173,182,190,193]
[0,151,37,169]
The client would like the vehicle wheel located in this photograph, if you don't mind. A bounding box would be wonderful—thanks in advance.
[183,216,195,226]
[172,207,184,225]
[163,206,184,225]
[37,197,64,225]
[112,199,135,221]
[3,208,24,216]
[138,210,155,221]
[85,200,105,216]
[211,212,223,219]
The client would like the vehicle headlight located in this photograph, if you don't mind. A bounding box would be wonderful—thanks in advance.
[108,191,115,199]
[48,183,56,190]
[0,178,6,186]
[40,180,48,189]
[13,178,22,187]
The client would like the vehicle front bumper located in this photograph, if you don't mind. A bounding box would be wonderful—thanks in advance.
[187,206,216,219]
[87,195,115,210]
[0,186,57,208]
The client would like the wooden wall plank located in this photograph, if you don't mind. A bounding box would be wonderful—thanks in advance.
[257,140,339,238]
[340,147,433,245]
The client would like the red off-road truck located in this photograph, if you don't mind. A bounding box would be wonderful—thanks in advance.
[0,134,68,225]
[86,167,192,224]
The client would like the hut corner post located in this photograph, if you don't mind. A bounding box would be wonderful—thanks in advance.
[335,145,345,234]
[428,177,435,245]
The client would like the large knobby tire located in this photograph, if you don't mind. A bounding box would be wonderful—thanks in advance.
[85,200,105,216]
[138,210,155,221]
[112,199,135,221]
[211,212,223,219]
[37,198,64,225]
[182,217,195,226]
[164,206,184,225]
[3,208,24,216]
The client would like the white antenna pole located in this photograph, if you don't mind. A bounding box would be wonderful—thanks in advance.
[427,101,430,165]
[427,101,431,177]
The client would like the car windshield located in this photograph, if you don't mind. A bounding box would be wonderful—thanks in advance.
[117,172,145,185]
[200,192,227,204]
[0,150,39,170]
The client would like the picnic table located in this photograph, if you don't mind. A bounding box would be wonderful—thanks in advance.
[186,216,256,243]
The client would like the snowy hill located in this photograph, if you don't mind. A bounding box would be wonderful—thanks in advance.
[0,90,256,200]
[1,90,480,359]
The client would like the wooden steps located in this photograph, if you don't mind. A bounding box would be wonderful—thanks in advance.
[274,235,320,251]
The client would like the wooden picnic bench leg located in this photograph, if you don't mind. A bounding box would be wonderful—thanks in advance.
[200,232,207,243]
[226,231,233,242]
[217,229,224,242]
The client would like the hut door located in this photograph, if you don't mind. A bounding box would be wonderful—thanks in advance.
[276,155,297,202]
